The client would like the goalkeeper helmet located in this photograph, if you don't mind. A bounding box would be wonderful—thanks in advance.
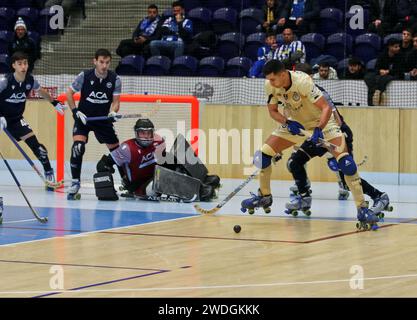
[134,118,155,148]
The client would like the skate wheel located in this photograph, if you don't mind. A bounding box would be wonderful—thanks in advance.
[303,210,311,217]
[291,210,298,217]
[0,217,3,225]
[356,222,360,230]
[386,206,393,212]
[248,208,255,215]
[263,207,271,214]
[377,212,385,219]
[68,193,81,201]
[363,223,369,231]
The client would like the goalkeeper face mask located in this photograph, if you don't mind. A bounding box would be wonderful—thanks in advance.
[135,128,154,148]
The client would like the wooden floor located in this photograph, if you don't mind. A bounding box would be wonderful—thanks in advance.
[2,214,417,297]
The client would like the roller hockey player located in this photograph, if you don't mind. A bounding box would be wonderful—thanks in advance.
[66,49,122,200]
[0,52,65,189]
[285,63,392,219]
[241,60,379,230]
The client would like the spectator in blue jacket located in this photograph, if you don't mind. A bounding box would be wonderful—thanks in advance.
[149,1,193,59]
[277,0,320,36]
[249,31,278,78]
[116,4,162,58]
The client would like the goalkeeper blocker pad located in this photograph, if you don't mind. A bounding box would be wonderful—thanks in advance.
[152,165,200,201]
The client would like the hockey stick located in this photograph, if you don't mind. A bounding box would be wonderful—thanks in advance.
[194,168,260,215]
[2,129,62,190]
[120,192,197,203]
[86,113,143,122]
[0,150,48,223]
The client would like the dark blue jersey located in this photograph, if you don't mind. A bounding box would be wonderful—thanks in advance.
[70,69,121,117]
[315,83,345,123]
[0,73,40,122]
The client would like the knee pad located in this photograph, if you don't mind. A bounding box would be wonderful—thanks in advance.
[25,136,48,161]
[253,150,272,169]
[287,150,309,174]
[71,141,85,163]
[327,157,339,172]
[96,154,115,173]
[337,154,357,176]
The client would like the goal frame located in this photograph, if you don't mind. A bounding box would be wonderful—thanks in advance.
[56,93,200,183]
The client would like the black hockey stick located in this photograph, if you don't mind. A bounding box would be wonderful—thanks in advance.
[0,150,48,223]
[86,113,143,122]
[121,192,197,203]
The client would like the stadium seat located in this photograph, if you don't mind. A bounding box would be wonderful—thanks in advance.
[231,0,252,11]
[244,32,265,62]
[383,33,402,45]
[115,55,145,76]
[239,8,263,36]
[162,8,172,19]
[198,56,224,76]
[216,32,245,61]
[0,30,13,55]
[16,8,39,30]
[0,53,9,73]
[211,7,238,35]
[336,58,349,77]
[300,33,325,62]
[188,7,211,36]
[143,55,171,76]
[224,56,252,77]
[345,8,369,37]
[170,55,198,76]
[354,33,381,64]
[0,7,16,31]
[325,33,353,61]
[318,8,343,36]
[37,8,60,35]
[28,30,41,47]
[366,58,377,71]
[12,0,34,9]
[183,0,202,11]
[201,0,226,12]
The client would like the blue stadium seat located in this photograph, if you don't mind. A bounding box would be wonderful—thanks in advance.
[0,30,13,55]
[366,58,377,71]
[239,8,263,36]
[201,0,226,11]
[17,8,39,30]
[211,7,238,35]
[216,32,245,61]
[345,8,369,37]
[224,56,252,77]
[0,53,9,73]
[12,0,34,9]
[28,30,41,46]
[37,8,60,35]
[198,56,224,76]
[170,55,199,76]
[244,32,265,62]
[143,55,171,76]
[300,33,325,62]
[336,58,349,77]
[0,7,16,30]
[383,33,402,45]
[183,0,202,11]
[325,33,353,61]
[231,0,252,11]
[115,55,145,76]
[318,8,343,36]
[188,7,211,35]
[354,33,381,64]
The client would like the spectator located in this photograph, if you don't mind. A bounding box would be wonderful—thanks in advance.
[364,38,405,106]
[342,57,365,80]
[312,62,338,79]
[258,0,288,33]
[116,4,162,58]
[368,0,398,36]
[404,33,417,80]
[273,28,306,65]
[396,0,417,32]
[400,27,414,56]
[149,1,193,59]
[277,0,320,36]
[249,31,278,78]
[44,0,77,26]
[8,18,41,73]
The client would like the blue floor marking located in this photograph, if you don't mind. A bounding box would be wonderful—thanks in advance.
[0,205,196,245]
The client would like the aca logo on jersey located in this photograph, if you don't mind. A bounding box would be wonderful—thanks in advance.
[139,152,156,169]
[86,91,109,104]
[5,92,26,103]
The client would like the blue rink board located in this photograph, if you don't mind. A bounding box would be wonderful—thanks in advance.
[0,206,196,245]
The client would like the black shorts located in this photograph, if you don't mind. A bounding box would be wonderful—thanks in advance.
[7,118,33,141]
[299,139,328,158]
[72,118,119,144]
[340,122,353,153]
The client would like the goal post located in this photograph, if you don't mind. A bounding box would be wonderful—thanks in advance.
[56,93,200,183]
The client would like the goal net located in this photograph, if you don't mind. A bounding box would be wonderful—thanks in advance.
[56,94,200,184]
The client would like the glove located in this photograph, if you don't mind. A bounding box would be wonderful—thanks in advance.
[108,111,121,122]
[311,127,324,144]
[72,108,87,125]
[0,116,7,131]
[51,100,66,115]
[285,120,305,135]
